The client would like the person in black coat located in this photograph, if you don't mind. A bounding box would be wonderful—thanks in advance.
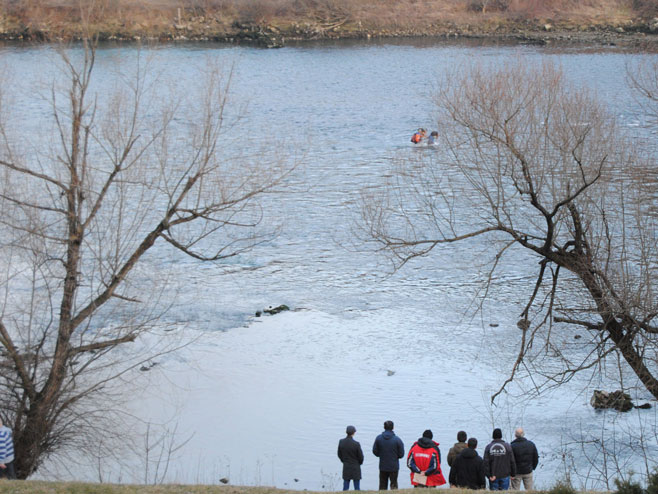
[510,428,539,490]
[449,437,486,490]
[338,425,364,491]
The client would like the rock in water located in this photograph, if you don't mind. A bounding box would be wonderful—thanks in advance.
[590,389,633,412]
[264,304,290,315]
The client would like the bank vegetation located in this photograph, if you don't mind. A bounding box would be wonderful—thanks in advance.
[0,0,657,44]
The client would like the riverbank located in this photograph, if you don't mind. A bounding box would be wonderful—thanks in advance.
[1,0,657,48]
[0,482,597,494]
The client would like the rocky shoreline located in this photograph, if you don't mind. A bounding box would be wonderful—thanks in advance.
[1,16,657,49]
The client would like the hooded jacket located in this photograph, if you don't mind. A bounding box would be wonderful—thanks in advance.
[407,437,446,487]
[449,447,486,489]
[511,437,538,475]
[373,430,405,471]
[483,439,516,479]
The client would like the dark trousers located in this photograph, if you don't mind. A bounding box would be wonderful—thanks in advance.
[379,470,399,490]
[0,461,16,480]
[343,479,361,490]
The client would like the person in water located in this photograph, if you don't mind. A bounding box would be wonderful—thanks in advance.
[427,131,439,145]
[411,128,427,144]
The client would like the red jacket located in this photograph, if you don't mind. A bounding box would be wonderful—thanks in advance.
[407,438,446,487]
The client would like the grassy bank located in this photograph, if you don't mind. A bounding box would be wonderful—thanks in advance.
[0,0,657,45]
[0,483,286,494]
[0,482,602,494]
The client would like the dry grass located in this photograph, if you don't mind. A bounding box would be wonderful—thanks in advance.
[0,482,293,494]
[0,482,611,494]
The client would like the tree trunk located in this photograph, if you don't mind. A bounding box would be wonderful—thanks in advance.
[12,405,52,479]
[573,255,658,400]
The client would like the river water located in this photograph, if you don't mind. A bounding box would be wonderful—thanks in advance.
[2,39,657,490]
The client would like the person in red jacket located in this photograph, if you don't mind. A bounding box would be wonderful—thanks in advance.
[406,430,446,488]
[410,128,427,144]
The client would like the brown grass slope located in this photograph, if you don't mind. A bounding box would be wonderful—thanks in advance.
[0,0,657,42]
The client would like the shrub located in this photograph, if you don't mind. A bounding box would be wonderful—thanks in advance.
[633,0,658,17]
[647,469,658,494]
[548,480,577,494]
[615,477,645,494]
[467,0,510,13]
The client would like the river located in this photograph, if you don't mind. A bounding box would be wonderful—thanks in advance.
[2,38,657,490]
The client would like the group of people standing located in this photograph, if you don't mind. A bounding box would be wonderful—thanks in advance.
[337,421,538,491]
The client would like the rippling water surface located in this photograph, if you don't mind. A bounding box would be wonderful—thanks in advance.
[2,39,656,489]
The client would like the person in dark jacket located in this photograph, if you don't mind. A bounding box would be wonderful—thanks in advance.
[373,420,405,490]
[449,437,486,490]
[510,428,538,490]
[483,428,516,490]
[338,425,364,491]
[447,430,468,468]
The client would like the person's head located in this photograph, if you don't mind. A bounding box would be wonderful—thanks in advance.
[493,428,502,439]
[419,128,427,135]
[515,427,525,439]
[384,420,394,431]
[468,437,478,449]
[457,430,467,442]
[431,131,438,137]
[346,425,356,436]
[423,429,433,439]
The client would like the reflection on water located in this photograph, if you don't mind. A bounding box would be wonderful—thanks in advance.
[3,39,657,489]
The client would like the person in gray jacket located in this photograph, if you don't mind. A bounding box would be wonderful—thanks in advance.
[510,428,538,490]
[372,420,405,490]
[338,425,364,491]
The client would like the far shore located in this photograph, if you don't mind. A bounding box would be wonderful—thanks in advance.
[1,0,657,48]
[0,20,656,49]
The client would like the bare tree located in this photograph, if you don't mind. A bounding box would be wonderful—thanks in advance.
[628,58,658,124]
[361,60,658,402]
[0,39,297,478]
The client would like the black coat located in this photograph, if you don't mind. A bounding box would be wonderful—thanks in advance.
[338,436,364,480]
[483,439,516,479]
[449,447,486,490]
[372,430,405,471]
[511,437,538,475]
